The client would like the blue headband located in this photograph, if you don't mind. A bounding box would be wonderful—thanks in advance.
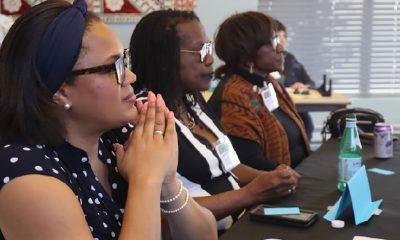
[36,0,87,94]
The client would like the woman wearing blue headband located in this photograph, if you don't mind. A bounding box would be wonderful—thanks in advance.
[0,0,216,239]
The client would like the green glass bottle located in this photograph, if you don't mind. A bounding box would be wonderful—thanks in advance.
[337,113,362,192]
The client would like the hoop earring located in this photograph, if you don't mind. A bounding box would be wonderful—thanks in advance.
[64,103,71,110]
[249,63,254,74]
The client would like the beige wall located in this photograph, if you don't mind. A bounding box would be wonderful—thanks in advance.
[109,0,258,47]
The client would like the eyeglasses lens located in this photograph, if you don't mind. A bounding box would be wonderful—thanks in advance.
[115,57,123,85]
[115,50,131,85]
[200,41,213,62]
[271,36,280,50]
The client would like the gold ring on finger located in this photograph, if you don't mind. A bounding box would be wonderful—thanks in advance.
[154,130,164,136]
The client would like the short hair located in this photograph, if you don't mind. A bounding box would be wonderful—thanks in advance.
[214,11,275,78]
[275,19,286,32]
[0,0,100,145]
[129,9,200,112]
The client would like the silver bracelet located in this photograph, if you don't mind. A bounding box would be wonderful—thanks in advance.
[160,179,183,204]
[160,188,189,214]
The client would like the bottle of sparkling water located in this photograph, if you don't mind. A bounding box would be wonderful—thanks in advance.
[337,113,362,192]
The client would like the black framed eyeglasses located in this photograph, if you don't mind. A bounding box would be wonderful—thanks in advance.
[69,48,131,85]
[180,40,214,63]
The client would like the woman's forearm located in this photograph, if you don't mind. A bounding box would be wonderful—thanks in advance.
[119,179,162,240]
[231,164,261,186]
[166,197,217,240]
[194,188,254,220]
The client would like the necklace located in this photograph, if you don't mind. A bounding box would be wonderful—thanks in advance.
[185,111,196,132]
[179,94,198,132]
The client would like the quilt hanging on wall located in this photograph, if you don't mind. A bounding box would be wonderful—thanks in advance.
[0,0,196,22]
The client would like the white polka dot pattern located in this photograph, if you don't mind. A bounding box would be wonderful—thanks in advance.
[35,166,43,171]
[0,133,126,240]
[3,176,10,184]
[0,128,132,239]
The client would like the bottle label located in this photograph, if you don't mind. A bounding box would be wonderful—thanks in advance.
[345,120,356,128]
[338,157,362,182]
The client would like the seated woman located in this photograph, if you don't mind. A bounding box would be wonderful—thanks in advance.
[0,1,217,239]
[208,11,311,170]
[128,9,300,230]
[274,19,315,140]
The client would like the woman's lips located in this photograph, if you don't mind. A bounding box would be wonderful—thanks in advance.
[201,72,214,81]
[123,93,136,104]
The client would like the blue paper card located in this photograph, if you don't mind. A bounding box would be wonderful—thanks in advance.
[264,207,300,215]
[368,168,395,176]
[324,166,383,225]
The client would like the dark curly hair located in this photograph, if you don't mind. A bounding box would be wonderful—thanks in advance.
[214,11,276,79]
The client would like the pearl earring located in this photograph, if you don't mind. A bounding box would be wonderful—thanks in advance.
[64,103,71,110]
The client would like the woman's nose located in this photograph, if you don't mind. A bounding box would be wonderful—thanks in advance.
[204,53,214,66]
[276,43,284,53]
[123,68,136,86]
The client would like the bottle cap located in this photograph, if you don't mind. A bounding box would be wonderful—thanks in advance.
[331,220,345,228]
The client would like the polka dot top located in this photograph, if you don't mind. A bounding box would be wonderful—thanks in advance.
[0,125,133,239]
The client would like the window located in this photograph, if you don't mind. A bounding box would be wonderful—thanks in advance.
[259,0,400,97]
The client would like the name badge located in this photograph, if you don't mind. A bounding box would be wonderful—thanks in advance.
[260,82,279,112]
[214,135,239,172]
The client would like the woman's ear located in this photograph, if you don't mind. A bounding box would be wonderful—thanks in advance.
[53,84,72,110]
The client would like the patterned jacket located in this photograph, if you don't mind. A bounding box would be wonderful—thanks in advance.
[210,72,310,166]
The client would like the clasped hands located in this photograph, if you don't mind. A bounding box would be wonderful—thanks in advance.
[114,91,178,186]
[245,164,301,203]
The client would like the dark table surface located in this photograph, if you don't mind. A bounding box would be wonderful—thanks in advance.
[220,138,400,240]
